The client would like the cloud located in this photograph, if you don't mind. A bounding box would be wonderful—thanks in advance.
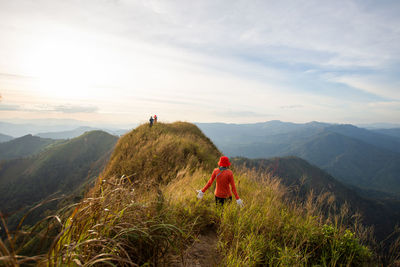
[368,101,400,110]
[0,103,98,113]
[331,74,400,100]
[51,105,99,113]
[137,97,190,106]
[113,1,400,69]
[217,110,272,118]
[4,0,399,71]
[1,0,400,123]
[0,103,20,111]
[0,72,34,80]
[280,105,304,109]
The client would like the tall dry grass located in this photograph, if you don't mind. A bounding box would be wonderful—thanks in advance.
[0,196,64,266]
[162,166,373,266]
[0,164,378,266]
[45,175,187,266]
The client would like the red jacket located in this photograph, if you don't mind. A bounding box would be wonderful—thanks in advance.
[201,168,239,200]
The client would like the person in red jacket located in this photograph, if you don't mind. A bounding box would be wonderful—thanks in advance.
[197,156,244,206]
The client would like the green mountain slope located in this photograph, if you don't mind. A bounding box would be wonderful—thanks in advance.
[0,130,118,229]
[0,134,60,160]
[0,133,13,143]
[326,124,400,154]
[287,131,400,194]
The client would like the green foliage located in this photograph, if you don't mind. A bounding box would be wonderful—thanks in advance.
[317,225,371,265]
[217,174,372,266]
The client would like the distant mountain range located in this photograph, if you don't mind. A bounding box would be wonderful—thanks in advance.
[357,122,400,129]
[0,134,60,160]
[0,121,81,137]
[197,121,400,195]
[0,133,13,143]
[372,128,400,139]
[0,120,131,138]
[0,131,118,230]
[35,126,99,139]
[35,126,128,139]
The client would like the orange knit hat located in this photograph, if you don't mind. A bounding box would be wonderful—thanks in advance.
[218,156,231,167]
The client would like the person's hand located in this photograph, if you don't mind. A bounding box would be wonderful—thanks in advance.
[236,199,244,207]
[196,190,204,199]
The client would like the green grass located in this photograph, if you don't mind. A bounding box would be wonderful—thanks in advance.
[165,168,372,266]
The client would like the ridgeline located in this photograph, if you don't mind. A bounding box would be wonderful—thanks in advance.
[2,122,374,266]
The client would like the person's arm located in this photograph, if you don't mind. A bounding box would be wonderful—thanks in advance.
[201,170,217,193]
[230,173,240,200]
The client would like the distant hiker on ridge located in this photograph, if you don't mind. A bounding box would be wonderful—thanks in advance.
[154,114,157,123]
[197,156,244,207]
[149,116,154,127]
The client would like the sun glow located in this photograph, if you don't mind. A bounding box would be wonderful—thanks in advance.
[24,30,103,100]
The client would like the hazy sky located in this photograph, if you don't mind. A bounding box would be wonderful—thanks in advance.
[1,0,400,125]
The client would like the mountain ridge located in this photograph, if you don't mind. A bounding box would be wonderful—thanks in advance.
[0,134,61,161]
[0,130,118,230]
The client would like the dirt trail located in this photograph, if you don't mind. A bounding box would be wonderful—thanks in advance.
[173,228,221,267]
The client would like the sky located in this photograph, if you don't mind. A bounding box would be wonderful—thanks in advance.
[0,0,400,126]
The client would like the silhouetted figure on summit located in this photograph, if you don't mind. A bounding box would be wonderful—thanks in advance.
[149,116,154,127]
[197,156,244,207]
[154,114,157,123]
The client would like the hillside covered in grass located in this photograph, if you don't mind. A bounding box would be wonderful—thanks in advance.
[2,122,375,266]
[0,130,118,232]
[0,134,60,160]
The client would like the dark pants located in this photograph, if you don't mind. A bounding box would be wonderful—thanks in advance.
[215,196,232,206]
